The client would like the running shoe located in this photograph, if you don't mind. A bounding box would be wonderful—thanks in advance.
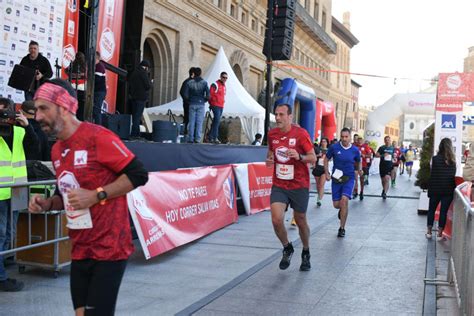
[291,217,296,226]
[337,228,345,238]
[279,243,294,270]
[359,192,364,201]
[316,201,322,207]
[300,251,311,271]
[352,192,358,199]
[382,192,387,200]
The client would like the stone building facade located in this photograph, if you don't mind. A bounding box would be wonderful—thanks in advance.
[141,0,357,141]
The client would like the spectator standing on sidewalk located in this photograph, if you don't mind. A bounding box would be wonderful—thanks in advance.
[29,79,149,314]
[266,103,316,271]
[324,128,362,238]
[426,138,456,240]
[129,60,152,139]
[183,67,209,143]
[208,72,228,144]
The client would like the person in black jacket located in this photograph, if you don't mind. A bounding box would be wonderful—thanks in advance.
[426,138,456,240]
[128,60,152,138]
[179,67,195,135]
[19,41,53,101]
[20,101,50,161]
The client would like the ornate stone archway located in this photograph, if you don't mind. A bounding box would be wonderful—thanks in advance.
[229,50,249,88]
[143,29,176,106]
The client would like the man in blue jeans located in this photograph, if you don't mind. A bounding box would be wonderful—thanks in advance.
[183,67,209,143]
[128,60,152,138]
[208,72,227,143]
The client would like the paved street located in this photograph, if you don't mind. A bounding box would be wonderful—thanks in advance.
[0,168,428,315]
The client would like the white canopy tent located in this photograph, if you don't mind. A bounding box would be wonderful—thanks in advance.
[146,47,267,143]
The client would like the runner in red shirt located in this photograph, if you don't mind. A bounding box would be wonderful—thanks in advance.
[354,136,372,200]
[391,141,402,188]
[28,79,148,315]
[266,104,316,271]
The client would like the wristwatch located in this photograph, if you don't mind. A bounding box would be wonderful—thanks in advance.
[96,187,108,205]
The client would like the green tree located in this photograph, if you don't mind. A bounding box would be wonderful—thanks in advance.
[415,124,434,190]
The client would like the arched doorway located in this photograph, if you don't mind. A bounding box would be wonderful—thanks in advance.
[143,29,176,106]
[233,64,243,84]
[143,40,155,106]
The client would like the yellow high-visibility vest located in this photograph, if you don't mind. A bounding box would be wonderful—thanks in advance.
[0,126,27,200]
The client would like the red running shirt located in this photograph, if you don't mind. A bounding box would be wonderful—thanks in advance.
[356,143,373,168]
[268,125,314,190]
[51,122,135,261]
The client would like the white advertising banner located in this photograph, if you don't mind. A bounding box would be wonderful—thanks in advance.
[0,0,66,102]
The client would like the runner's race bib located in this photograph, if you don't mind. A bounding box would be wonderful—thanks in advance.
[366,158,371,163]
[384,154,392,161]
[318,159,324,166]
[276,163,294,180]
[63,193,93,229]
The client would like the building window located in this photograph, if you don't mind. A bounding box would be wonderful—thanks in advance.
[230,4,236,18]
[217,0,224,9]
[385,127,389,134]
[314,1,319,22]
[251,19,257,31]
[322,10,327,30]
[409,122,415,130]
[241,11,247,25]
[353,102,356,112]
[260,25,265,36]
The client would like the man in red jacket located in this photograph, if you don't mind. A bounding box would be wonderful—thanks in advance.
[208,72,227,144]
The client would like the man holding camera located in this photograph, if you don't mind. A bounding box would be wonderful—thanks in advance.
[0,98,39,292]
[20,41,53,101]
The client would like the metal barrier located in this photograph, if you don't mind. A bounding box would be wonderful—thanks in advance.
[449,182,474,315]
[0,180,70,276]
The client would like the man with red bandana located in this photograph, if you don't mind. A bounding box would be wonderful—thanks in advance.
[266,103,316,272]
[28,79,148,315]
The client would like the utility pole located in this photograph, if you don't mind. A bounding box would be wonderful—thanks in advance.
[263,0,274,146]
[84,0,99,122]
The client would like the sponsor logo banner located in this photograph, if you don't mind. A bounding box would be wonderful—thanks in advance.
[437,72,474,102]
[127,166,238,259]
[233,163,272,215]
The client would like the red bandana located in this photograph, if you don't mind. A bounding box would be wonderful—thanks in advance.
[34,83,78,115]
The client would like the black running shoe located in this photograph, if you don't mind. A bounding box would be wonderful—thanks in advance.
[352,192,358,199]
[382,192,387,200]
[279,243,294,270]
[300,251,311,271]
[337,228,345,238]
[359,192,364,201]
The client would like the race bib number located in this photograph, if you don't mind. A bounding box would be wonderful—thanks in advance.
[384,154,392,161]
[332,169,343,179]
[276,163,294,180]
[65,208,93,230]
[366,158,371,163]
[58,170,93,230]
[318,159,324,166]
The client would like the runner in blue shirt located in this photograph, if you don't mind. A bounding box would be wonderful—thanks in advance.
[324,128,362,238]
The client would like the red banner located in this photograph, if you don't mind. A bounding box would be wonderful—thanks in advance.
[435,101,463,112]
[437,73,474,102]
[96,0,125,113]
[61,0,80,77]
[127,166,238,259]
[247,163,273,214]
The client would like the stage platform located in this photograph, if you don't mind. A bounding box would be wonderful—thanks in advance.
[125,141,267,172]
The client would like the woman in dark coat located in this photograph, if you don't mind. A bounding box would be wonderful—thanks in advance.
[426,138,456,240]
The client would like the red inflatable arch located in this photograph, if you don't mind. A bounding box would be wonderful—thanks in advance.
[315,100,337,141]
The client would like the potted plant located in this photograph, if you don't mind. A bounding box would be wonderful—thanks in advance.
[415,124,434,214]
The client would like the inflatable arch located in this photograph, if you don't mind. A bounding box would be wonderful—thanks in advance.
[274,78,316,140]
[365,92,436,147]
[315,100,337,141]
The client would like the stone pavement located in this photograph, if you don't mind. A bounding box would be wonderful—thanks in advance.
[0,167,429,315]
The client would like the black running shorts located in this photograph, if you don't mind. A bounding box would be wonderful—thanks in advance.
[70,259,127,315]
[270,186,309,213]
